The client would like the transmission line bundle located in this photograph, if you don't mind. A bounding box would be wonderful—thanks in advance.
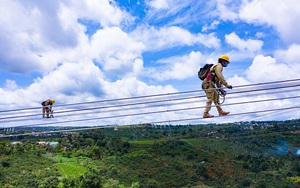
[0,79,300,136]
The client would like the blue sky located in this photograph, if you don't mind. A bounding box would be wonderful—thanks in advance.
[1,0,300,127]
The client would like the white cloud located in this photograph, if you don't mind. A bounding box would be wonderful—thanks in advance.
[145,0,216,28]
[0,0,134,75]
[225,32,263,52]
[72,0,133,27]
[147,0,171,9]
[275,44,300,66]
[0,1,84,74]
[0,59,177,110]
[245,54,291,83]
[245,44,300,84]
[213,0,300,44]
[255,32,264,39]
[227,75,250,87]
[5,80,19,91]
[90,26,145,72]
[0,0,179,114]
[19,61,105,107]
[132,58,144,76]
[216,0,240,21]
[147,51,202,81]
[246,55,299,83]
[239,0,300,44]
[202,20,220,32]
[132,25,220,50]
[224,44,300,122]
[103,77,177,99]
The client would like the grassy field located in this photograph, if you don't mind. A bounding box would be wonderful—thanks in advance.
[181,138,221,146]
[56,162,87,178]
[129,138,221,147]
[129,139,165,145]
[49,153,88,178]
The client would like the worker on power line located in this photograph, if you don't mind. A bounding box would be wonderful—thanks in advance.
[202,55,232,118]
[41,99,55,118]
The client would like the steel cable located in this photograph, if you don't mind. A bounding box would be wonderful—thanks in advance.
[2,95,300,127]
[1,83,300,121]
[1,78,300,113]
[1,105,299,138]
[1,88,299,123]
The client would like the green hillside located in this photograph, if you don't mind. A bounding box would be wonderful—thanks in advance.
[0,120,299,187]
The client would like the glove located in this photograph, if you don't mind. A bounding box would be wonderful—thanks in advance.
[227,85,233,89]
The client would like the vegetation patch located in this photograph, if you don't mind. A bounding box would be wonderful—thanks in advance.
[181,138,221,146]
[0,120,299,187]
[129,139,162,145]
[56,162,87,178]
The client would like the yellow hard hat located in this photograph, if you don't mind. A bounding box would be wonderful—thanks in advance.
[51,99,55,103]
[219,55,230,63]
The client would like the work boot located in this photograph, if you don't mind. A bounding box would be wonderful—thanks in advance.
[203,113,214,118]
[219,111,230,116]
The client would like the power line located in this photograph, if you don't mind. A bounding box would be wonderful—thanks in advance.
[1,80,300,121]
[1,105,299,138]
[1,85,299,122]
[1,78,300,113]
[2,95,300,127]
[1,79,300,134]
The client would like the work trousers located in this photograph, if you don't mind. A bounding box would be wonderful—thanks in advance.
[202,80,223,115]
[42,106,51,118]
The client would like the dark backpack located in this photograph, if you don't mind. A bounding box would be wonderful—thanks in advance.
[198,64,213,80]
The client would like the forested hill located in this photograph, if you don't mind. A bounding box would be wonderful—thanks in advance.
[0,119,299,187]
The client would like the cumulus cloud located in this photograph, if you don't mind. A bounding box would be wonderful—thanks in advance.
[132,58,144,76]
[244,44,300,84]
[103,77,177,99]
[245,55,291,83]
[223,45,300,121]
[0,1,179,110]
[225,32,263,52]
[3,61,105,109]
[0,59,177,109]
[90,27,145,72]
[146,51,202,81]
[275,44,300,66]
[227,75,251,88]
[213,0,300,44]
[72,0,131,27]
[4,80,19,91]
[0,1,85,73]
[0,0,133,75]
[239,0,300,44]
